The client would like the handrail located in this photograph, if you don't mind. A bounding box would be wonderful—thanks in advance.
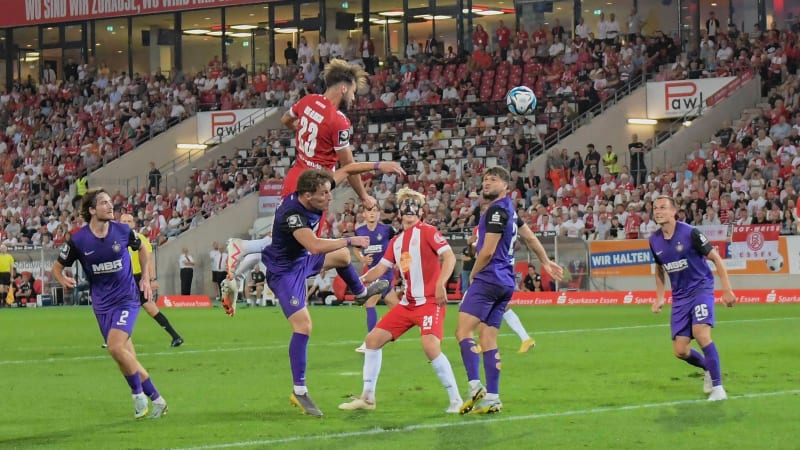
[118,107,277,193]
[539,70,648,155]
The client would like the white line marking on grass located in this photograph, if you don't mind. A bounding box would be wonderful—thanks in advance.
[1,317,796,366]
[175,389,800,449]
[338,372,361,376]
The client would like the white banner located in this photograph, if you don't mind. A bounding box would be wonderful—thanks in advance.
[696,225,728,241]
[196,108,269,144]
[786,236,800,275]
[646,77,735,119]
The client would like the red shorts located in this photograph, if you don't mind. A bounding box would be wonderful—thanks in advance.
[376,302,446,340]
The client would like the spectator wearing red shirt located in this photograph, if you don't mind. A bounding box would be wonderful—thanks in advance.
[472,24,489,51]
[624,204,642,239]
[516,27,529,50]
[495,20,512,60]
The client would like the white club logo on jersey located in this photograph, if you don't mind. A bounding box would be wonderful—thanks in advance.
[112,241,122,253]
[434,233,446,245]
[59,243,70,259]
[287,214,302,227]
[338,130,351,146]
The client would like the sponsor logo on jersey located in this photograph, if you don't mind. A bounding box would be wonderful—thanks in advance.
[365,244,384,254]
[490,211,502,225]
[91,259,124,274]
[662,259,689,272]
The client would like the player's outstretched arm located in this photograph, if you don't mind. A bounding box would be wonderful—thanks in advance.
[281,110,298,131]
[706,249,736,307]
[332,161,405,186]
[292,228,368,255]
[519,223,563,281]
[362,260,390,284]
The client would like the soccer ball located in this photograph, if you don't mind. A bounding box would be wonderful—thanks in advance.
[766,254,783,272]
[506,86,537,116]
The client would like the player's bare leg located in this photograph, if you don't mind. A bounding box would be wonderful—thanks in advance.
[107,329,166,419]
[339,328,392,410]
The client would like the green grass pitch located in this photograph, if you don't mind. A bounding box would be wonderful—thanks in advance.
[1,304,799,449]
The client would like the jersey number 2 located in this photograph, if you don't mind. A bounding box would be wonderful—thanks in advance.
[297,116,319,158]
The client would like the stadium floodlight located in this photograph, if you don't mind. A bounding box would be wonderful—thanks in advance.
[627,118,657,125]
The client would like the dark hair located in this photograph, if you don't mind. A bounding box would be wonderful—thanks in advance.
[80,188,109,222]
[483,166,510,183]
[296,169,334,195]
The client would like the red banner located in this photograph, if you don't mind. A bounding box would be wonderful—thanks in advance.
[706,71,754,108]
[258,181,283,215]
[156,295,213,308]
[4,0,268,28]
[730,224,780,260]
[509,289,800,306]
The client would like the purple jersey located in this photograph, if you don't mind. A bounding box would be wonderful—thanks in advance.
[57,222,141,313]
[355,223,395,269]
[474,197,524,287]
[649,221,714,302]
[263,193,323,274]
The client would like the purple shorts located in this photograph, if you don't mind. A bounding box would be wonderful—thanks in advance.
[267,253,326,318]
[95,303,140,341]
[671,290,715,339]
[459,279,514,329]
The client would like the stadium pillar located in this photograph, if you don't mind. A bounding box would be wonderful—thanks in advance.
[268,7,276,64]
[573,0,581,29]
[149,26,162,76]
[756,0,767,32]
[174,13,183,71]
[518,4,545,37]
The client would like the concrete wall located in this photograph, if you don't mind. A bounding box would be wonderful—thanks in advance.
[529,74,760,181]
[155,193,259,298]
[88,116,199,195]
[531,85,650,180]
[155,108,284,194]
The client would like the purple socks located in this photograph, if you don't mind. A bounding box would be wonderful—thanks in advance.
[124,372,143,395]
[141,377,161,401]
[702,342,722,386]
[289,332,309,386]
[483,349,501,395]
[366,307,378,332]
[337,265,366,297]
[458,339,481,381]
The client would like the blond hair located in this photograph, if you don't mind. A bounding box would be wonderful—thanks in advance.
[396,187,425,207]
[323,58,368,91]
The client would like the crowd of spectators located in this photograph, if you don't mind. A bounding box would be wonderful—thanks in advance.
[1,17,798,256]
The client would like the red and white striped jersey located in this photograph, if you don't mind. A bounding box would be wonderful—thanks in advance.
[381,221,451,307]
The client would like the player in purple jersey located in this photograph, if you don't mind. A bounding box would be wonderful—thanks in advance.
[262,163,403,417]
[51,188,168,419]
[650,195,736,401]
[457,167,563,414]
[353,205,399,353]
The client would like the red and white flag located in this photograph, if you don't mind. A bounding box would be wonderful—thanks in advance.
[729,225,780,260]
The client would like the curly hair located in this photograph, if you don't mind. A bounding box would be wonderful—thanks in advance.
[323,58,368,91]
